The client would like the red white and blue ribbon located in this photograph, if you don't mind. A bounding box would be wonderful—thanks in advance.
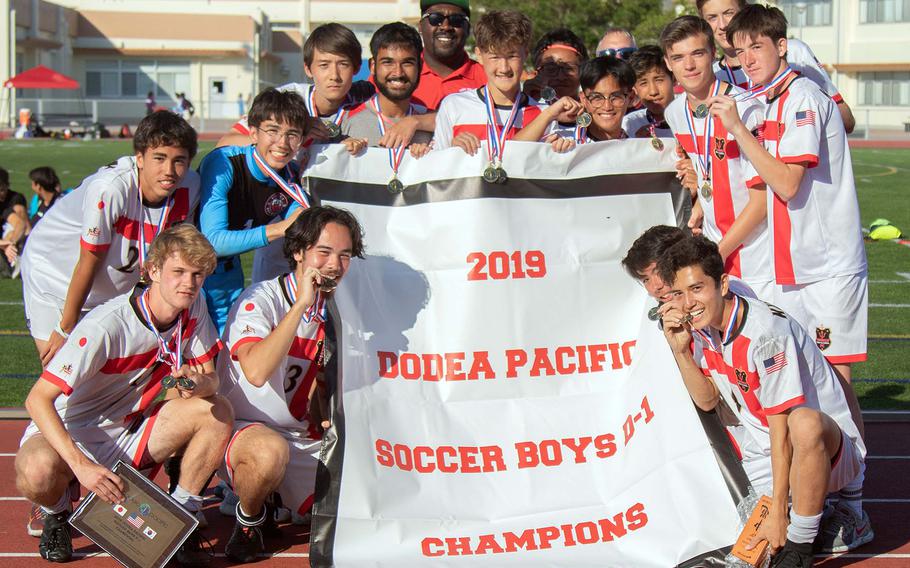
[252,148,311,209]
[483,86,523,167]
[134,166,173,270]
[137,288,184,371]
[370,95,411,178]
[284,273,326,324]
[734,66,794,100]
[684,79,721,188]
[305,86,346,130]
[693,293,741,352]
[574,122,587,144]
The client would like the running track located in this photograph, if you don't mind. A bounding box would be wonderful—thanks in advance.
[0,420,906,567]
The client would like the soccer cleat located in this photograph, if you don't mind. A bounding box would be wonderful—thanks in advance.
[813,502,874,553]
[38,511,72,563]
[27,503,46,537]
[172,530,213,566]
[770,540,814,568]
[224,520,264,564]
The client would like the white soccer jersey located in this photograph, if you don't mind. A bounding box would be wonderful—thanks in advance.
[692,295,865,465]
[622,108,674,139]
[433,88,547,150]
[218,274,325,437]
[21,156,200,310]
[743,76,866,285]
[25,285,220,434]
[713,39,841,102]
[665,85,772,284]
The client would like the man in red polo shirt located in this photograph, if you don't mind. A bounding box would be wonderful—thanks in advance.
[413,0,486,111]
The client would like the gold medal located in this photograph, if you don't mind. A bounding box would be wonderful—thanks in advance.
[323,120,341,138]
[576,112,593,127]
[319,276,338,293]
[387,177,405,194]
[177,377,196,390]
[694,104,709,119]
[483,165,501,183]
[161,375,177,389]
[648,306,661,321]
[651,137,664,151]
[495,167,508,184]
[701,181,713,201]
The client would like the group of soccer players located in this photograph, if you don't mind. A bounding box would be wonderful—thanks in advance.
[10,0,871,566]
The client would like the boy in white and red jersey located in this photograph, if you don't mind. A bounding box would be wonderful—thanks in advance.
[215,206,364,563]
[15,225,232,565]
[660,16,774,300]
[697,0,856,133]
[710,5,867,429]
[433,10,547,159]
[21,111,200,367]
[658,236,871,567]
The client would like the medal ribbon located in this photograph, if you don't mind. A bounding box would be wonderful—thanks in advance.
[134,168,173,270]
[734,66,794,101]
[252,148,311,209]
[574,122,587,144]
[370,95,411,178]
[306,87,346,129]
[683,80,721,187]
[137,289,184,371]
[483,86,523,166]
[284,273,326,324]
[692,293,741,352]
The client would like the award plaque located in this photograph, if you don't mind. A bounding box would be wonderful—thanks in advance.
[69,461,199,568]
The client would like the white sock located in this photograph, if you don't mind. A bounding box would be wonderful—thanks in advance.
[838,474,864,518]
[39,491,70,515]
[237,503,266,527]
[787,511,823,544]
[171,484,204,513]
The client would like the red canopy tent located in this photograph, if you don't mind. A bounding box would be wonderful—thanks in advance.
[3,65,80,89]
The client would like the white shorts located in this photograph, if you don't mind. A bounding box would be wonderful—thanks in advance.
[828,429,863,494]
[21,269,89,342]
[20,400,166,473]
[772,272,868,364]
[220,421,321,516]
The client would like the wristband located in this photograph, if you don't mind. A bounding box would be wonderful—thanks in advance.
[54,322,70,339]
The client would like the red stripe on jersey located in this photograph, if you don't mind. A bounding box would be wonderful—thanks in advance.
[101,349,157,374]
[729,336,768,428]
[345,102,368,119]
[725,429,743,460]
[79,238,110,253]
[186,340,222,366]
[450,105,543,142]
[825,353,867,364]
[710,120,741,278]
[112,187,191,242]
[832,93,844,104]
[232,122,250,136]
[288,326,326,421]
[763,395,807,416]
[288,336,322,360]
[41,371,74,396]
[780,154,819,168]
[675,133,695,156]
[230,336,263,360]
[298,493,315,516]
[746,175,763,189]
[131,400,165,469]
[767,92,797,285]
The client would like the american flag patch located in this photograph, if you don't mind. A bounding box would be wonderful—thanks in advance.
[795,110,816,127]
[127,513,144,529]
[763,352,788,373]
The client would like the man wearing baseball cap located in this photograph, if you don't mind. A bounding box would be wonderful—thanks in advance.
[413,1,487,111]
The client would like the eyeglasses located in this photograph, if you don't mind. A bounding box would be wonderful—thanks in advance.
[585,91,629,108]
[536,61,580,77]
[421,12,470,28]
[257,126,303,145]
[596,47,637,59]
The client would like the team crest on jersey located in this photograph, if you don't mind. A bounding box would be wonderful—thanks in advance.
[264,192,290,217]
[816,327,832,351]
[713,137,726,160]
[86,227,101,238]
[60,364,73,375]
[734,368,749,392]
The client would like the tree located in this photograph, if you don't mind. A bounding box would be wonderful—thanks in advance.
[471,0,691,54]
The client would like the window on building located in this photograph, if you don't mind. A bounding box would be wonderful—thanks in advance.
[860,0,910,23]
[85,60,190,98]
[859,72,910,105]
[780,0,833,27]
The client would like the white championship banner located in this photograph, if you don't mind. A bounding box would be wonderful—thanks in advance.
[305,141,749,567]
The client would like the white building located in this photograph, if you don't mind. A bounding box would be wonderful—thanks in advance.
[0,0,420,127]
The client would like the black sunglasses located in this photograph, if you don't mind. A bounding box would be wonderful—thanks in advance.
[596,47,637,59]
[421,12,470,28]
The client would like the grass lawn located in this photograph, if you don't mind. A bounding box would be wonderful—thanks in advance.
[0,141,907,407]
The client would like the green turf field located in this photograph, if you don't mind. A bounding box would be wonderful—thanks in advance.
[0,140,907,407]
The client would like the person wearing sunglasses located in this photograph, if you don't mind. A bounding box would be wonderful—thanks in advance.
[595,27,638,59]
[413,0,487,112]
